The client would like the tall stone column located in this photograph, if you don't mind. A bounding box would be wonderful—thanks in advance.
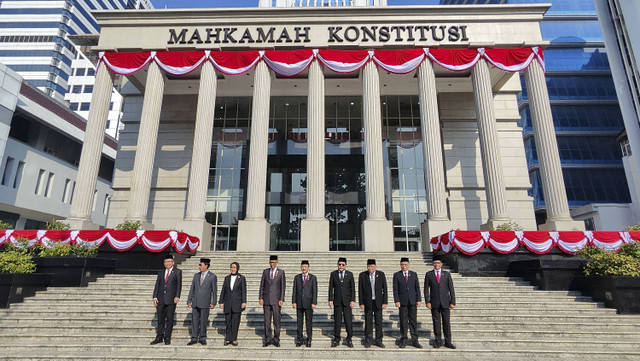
[301,59,329,251]
[524,60,584,230]
[471,59,511,229]
[124,61,164,229]
[237,60,271,251]
[361,61,393,251]
[177,61,218,249]
[417,60,453,247]
[67,64,114,230]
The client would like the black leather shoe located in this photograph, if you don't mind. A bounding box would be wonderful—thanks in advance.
[150,338,163,345]
[412,340,423,349]
[273,340,280,347]
[306,339,312,347]
[295,340,302,347]
[331,340,339,347]
[187,340,197,346]
[224,341,231,346]
[444,343,456,349]
[433,343,441,349]
[398,339,406,348]
[199,340,207,346]
[375,341,385,348]
[263,340,270,347]
[344,340,353,348]
[164,339,171,345]
[364,342,371,348]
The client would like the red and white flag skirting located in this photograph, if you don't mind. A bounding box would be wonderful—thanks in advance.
[97,47,545,77]
[430,230,640,255]
[0,230,199,253]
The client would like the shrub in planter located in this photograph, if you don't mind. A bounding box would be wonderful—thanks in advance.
[115,220,141,230]
[0,220,11,230]
[493,222,524,231]
[578,242,640,276]
[45,220,70,231]
[0,248,36,274]
[38,244,75,257]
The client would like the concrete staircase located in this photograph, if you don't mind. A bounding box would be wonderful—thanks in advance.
[0,251,639,360]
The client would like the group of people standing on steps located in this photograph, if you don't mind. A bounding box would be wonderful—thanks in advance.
[150,254,456,350]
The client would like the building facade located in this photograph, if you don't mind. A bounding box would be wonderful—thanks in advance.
[593,0,640,227]
[0,63,115,229]
[67,4,584,251]
[0,0,152,102]
[441,0,632,229]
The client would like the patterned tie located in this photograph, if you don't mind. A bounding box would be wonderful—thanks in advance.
[436,270,441,283]
[404,272,408,283]
[303,274,307,286]
[270,269,274,281]
[165,269,170,283]
[200,272,205,285]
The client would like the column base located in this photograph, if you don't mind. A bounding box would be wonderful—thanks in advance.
[480,218,512,231]
[300,218,329,252]
[420,219,454,252]
[237,219,270,251]
[175,219,213,251]
[65,218,101,230]
[539,218,585,231]
[362,219,394,252]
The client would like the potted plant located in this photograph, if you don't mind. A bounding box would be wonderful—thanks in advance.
[0,240,52,308]
[577,241,640,313]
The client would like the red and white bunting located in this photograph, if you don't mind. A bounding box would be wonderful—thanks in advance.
[97,47,545,77]
[430,230,639,255]
[0,230,199,253]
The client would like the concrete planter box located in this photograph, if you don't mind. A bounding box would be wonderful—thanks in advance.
[95,244,193,274]
[33,257,117,287]
[0,273,53,308]
[507,259,586,291]
[577,275,640,314]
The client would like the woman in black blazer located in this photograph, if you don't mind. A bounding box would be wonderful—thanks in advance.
[218,262,247,346]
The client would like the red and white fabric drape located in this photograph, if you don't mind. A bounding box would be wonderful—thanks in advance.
[430,231,640,255]
[0,230,199,253]
[97,47,545,77]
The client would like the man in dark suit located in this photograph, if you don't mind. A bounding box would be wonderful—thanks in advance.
[186,258,217,346]
[328,257,355,348]
[393,257,422,349]
[292,260,317,347]
[259,255,286,347]
[359,259,388,348]
[424,258,456,349]
[151,254,182,345]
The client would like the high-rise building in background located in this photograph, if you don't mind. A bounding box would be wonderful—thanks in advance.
[0,0,153,139]
[439,0,633,229]
[594,0,640,227]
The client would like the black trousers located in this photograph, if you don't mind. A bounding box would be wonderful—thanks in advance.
[263,304,282,342]
[431,305,451,345]
[364,304,383,343]
[399,304,419,341]
[224,311,241,342]
[296,307,313,341]
[155,303,176,340]
[190,307,210,341]
[333,303,353,341]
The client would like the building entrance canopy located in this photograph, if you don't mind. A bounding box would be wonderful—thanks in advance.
[98,47,545,77]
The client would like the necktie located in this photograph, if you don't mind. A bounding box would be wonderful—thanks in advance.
[370,273,375,299]
[436,270,441,283]
[340,271,343,282]
[165,269,170,283]
[270,269,274,281]
[200,272,205,285]
[404,272,408,283]
[303,274,307,286]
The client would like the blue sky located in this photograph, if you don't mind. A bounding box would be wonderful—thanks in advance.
[151,0,439,9]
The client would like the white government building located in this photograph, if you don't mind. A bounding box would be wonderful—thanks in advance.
[66,2,585,252]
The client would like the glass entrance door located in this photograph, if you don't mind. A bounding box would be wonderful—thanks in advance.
[326,155,365,251]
